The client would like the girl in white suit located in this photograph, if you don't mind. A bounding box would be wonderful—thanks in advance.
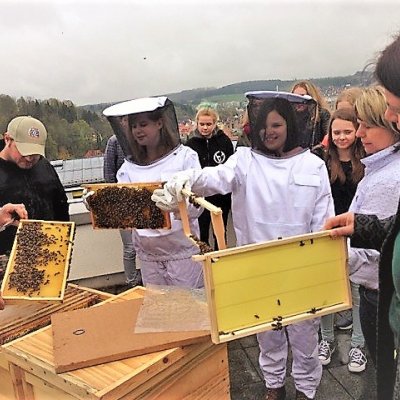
[154,92,334,400]
[103,97,203,289]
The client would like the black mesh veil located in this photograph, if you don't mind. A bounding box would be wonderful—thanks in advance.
[103,97,180,165]
[245,91,318,152]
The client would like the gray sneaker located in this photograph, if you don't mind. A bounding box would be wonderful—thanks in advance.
[318,340,336,366]
[348,346,367,373]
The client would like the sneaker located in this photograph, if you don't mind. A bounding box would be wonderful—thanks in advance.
[265,386,286,400]
[348,346,367,372]
[318,340,336,365]
[295,390,313,400]
[336,310,353,330]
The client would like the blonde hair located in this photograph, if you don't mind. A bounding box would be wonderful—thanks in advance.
[355,86,399,138]
[195,107,219,123]
[291,80,330,111]
[335,87,363,110]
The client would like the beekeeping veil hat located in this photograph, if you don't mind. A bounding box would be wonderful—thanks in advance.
[103,97,180,165]
[245,91,318,153]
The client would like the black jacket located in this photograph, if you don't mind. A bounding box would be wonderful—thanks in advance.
[0,140,69,254]
[185,129,234,168]
[352,210,399,400]
[185,129,234,206]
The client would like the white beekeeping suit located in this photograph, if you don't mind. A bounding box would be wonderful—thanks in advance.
[154,92,334,399]
[103,97,204,288]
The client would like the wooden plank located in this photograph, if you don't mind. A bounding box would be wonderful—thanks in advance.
[95,343,212,400]
[135,344,230,400]
[24,373,77,400]
[0,357,16,400]
[52,297,210,373]
[197,231,350,343]
[0,285,100,345]
[9,363,26,400]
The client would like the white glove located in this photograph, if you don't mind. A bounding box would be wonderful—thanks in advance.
[151,188,179,211]
[164,172,192,202]
[82,188,95,211]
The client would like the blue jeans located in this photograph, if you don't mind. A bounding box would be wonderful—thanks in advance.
[359,285,378,365]
[320,281,365,348]
[119,229,140,285]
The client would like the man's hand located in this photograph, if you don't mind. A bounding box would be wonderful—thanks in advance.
[0,203,27,229]
[323,212,355,237]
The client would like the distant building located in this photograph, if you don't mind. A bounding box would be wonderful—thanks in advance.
[51,157,105,201]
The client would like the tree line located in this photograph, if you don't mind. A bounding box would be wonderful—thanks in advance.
[0,94,204,161]
[0,95,114,161]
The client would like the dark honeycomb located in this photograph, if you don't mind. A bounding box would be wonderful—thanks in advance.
[87,186,166,229]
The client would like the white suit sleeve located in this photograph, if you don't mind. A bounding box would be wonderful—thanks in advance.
[189,152,239,197]
[311,164,335,231]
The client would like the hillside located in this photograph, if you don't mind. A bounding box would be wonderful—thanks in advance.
[81,70,374,114]
[164,70,373,104]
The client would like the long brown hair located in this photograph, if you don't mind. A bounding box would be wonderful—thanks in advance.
[326,108,365,184]
[291,80,331,122]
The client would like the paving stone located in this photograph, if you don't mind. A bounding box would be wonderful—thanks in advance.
[228,329,374,400]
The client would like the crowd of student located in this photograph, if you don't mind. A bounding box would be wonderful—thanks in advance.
[1,33,400,400]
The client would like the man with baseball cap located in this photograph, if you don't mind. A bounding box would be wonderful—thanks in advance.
[0,116,69,255]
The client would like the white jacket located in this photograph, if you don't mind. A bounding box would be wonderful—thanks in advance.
[187,147,334,245]
[348,144,400,289]
[117,144,202,261]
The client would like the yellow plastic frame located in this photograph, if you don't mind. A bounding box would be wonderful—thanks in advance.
[193,231,350,344]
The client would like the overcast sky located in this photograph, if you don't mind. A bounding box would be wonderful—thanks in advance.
[2,0,400,106]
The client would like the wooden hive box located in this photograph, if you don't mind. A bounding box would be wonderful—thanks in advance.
[2,287,230,400]
[0,284,112,400]
[83,182,171,230]
[1,220,75,303]
[193,231,350,344]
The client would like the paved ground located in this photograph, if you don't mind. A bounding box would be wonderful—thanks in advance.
[228,329,376,400]
[110,282,375,400]
[108,215,376,400]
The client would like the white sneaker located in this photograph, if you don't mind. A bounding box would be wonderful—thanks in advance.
[348,346,367,372]
[318,340,336,366]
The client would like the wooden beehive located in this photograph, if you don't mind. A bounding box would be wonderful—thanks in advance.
[83,182,171,230]
[0,220,75,303]
[0,284,113,400]
[193,231,350,344]
[2,287,230,400]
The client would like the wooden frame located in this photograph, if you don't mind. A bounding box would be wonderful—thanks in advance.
[0,220,75,303]
[83,182,171,230]
[193,231,350,344]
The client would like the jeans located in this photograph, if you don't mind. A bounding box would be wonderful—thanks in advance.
[359,285,378,365]
[320,281,365,348]
[119,229,140,286]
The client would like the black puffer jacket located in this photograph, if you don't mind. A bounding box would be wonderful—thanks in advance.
[0,140,69,254]
[185,129,234,206]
